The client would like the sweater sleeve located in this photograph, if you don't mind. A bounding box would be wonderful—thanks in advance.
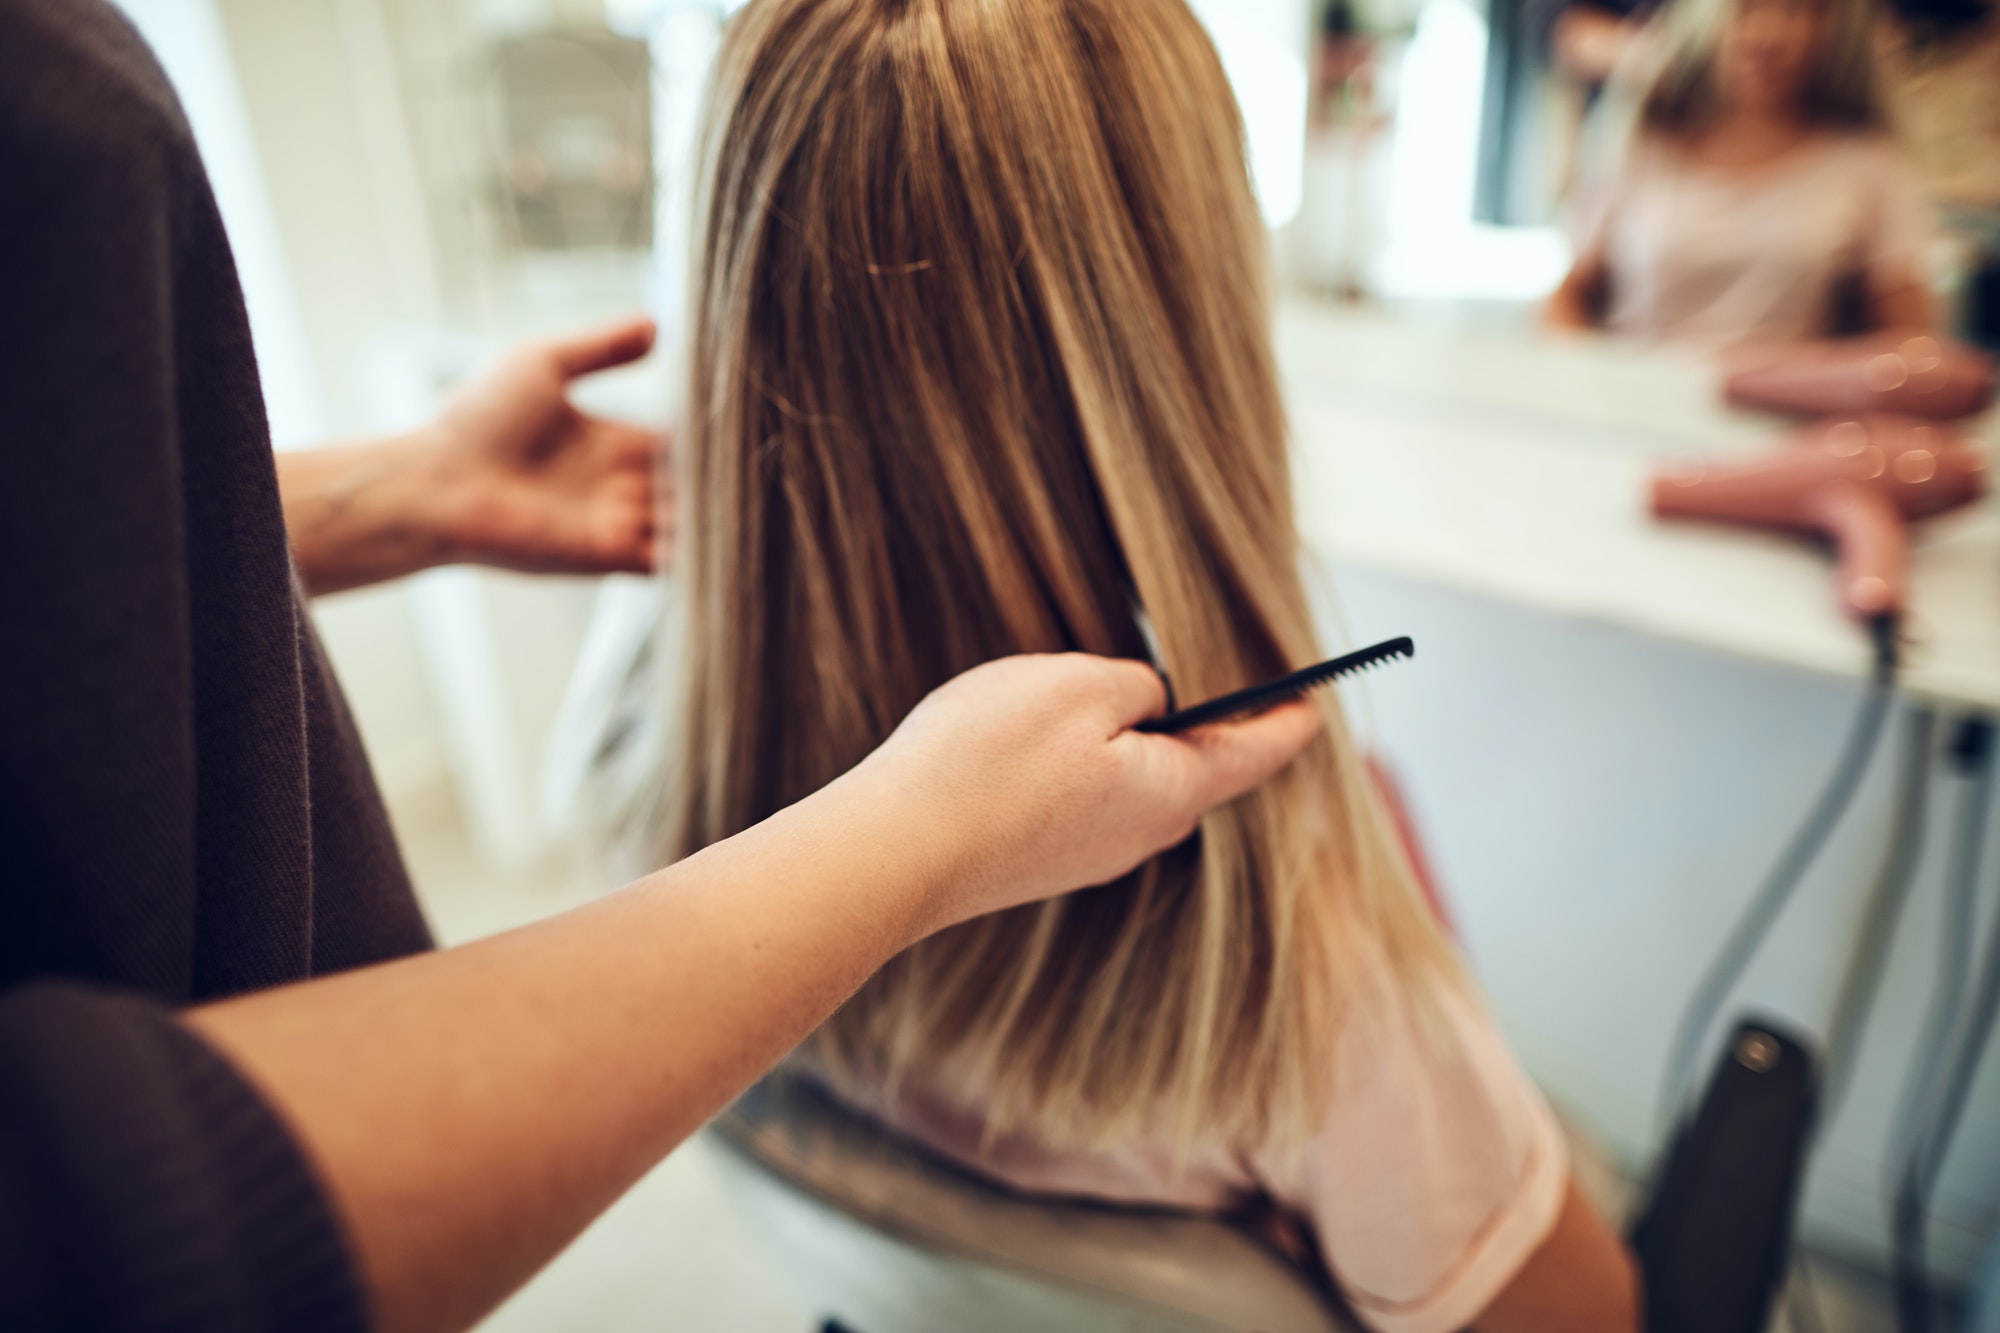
[0,983,369,1333]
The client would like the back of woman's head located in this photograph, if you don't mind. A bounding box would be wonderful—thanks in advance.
[670,0,1449,1153]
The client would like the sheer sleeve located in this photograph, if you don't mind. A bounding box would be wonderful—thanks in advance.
[1569,129,1651,257]
[1255,962,1570,1333]
[1861,138,1936,279]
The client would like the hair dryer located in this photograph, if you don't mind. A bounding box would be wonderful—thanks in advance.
[1723,335,1997,421]
[1650,415,1988,621]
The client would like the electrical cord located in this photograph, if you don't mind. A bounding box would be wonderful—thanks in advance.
[1895,839,1998,1333]
[1892,717,1993,1166]
[1787,1253,1831,1333]
[1892,716,1995,1333]
[1657,614,1902,1130]
[1821,707,1938,1116]
[1781,709,1928,1333]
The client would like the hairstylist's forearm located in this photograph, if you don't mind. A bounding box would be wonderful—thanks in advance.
[185,654,1324,1333]
[187,760,943,1333]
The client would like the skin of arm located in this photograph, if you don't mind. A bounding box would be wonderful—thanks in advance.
[278,317,667,597]
[1545,244,1612,332]
[1867,263,1937,335]
[185,653,1324,1333]
[1473,1179,1642,1332]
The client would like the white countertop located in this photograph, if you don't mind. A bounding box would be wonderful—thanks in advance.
[1276,299,2000,710]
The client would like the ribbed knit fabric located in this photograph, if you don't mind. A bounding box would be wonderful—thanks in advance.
[0,986,368,1333]
[0,1,435,1328]
[0,0,432,1003]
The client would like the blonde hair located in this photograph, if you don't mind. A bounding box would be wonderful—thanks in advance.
[665,0,1453,1155]
[1637,0,1886,133]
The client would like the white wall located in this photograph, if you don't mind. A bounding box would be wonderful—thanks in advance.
[1327,567,2000,1282]
[1188,0,1311,227]
[129,0,629,845]
[215,0,445,437]
[113,0,327,446]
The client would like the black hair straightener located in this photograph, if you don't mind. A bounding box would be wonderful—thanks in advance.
[1136,636,1413,734]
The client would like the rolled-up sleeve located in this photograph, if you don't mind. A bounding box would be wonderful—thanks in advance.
[0,983,368,1333]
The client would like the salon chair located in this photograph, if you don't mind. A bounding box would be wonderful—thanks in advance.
[708,1072,1362,1333]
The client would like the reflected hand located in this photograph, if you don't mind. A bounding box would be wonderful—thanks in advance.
[424,316,670,576]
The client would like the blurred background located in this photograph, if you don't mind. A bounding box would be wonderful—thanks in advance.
[112,0,2000,1326]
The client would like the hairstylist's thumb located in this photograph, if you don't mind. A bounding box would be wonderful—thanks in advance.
[1085,651,1326,816]
[1145,695,1326,817]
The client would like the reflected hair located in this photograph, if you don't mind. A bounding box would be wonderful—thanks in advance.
[663,0,1454,1154]
[1636,0,1886,133]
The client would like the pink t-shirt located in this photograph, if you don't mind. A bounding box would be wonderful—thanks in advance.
[832,945,1569,1333]
[1580,131,1934,346]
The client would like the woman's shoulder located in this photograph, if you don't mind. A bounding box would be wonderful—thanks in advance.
[1805,128,1918,175]
[1792,132,1928,218]
[1253,958,1573,1330]
[1615,129,1718,185]
[1621,129,1680,170]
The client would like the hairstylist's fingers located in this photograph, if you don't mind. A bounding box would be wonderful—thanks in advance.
[1093,655,1171,729]
[1170,699,1324,810]
[547,316,658,378]
[855,654,1329,931]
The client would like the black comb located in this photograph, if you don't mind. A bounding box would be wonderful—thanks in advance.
[1135,636,1414,734]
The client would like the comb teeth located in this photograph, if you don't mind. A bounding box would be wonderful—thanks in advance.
[1282,637,1413,691]
[1136,636,1415,734]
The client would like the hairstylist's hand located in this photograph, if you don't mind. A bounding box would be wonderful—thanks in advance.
[857,653,1324,932]
[279,316,672,596]
[422,316,668,576]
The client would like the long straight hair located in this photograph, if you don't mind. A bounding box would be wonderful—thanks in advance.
[666,0,1453,1155]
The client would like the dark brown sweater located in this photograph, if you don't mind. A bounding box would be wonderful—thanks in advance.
[0,0,433,1327]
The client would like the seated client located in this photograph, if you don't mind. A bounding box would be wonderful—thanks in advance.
[1548,0,1936,345]
[644,2,1641,1329]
